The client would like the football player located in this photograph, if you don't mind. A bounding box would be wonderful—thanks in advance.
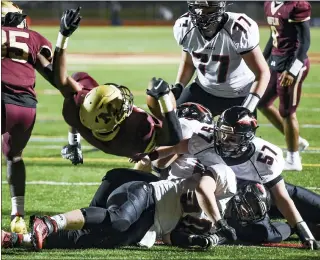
[49,8,182,163]
[1,1,54,234]
[134,106,319,249]
[258,1,311,171]
[1,165,237,250]
[171,1,270,116]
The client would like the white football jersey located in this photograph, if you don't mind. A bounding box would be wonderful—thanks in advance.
[228,137,284,184]
[187,129,284,184]
[173,12,259,98]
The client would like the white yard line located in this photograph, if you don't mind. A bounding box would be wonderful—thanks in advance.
[1,181,319,190]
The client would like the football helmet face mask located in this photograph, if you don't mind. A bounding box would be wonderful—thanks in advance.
[187,1,226,35]
[1,1,27,28]
[233,182,271,225]
[176,102,213,124]
[215,106,258,158]
[79,84,133,142]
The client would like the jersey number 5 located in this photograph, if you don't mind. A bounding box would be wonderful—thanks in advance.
[2,30,29,64]
[257,145,277,166]
[192,52,230,83]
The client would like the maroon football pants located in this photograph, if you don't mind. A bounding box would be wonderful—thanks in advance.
[258,59,310,117]
[2,103,36,159]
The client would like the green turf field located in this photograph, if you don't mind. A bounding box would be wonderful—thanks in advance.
[2,26,320,259]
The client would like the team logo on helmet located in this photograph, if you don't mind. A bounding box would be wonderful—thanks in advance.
[79,84,133,142]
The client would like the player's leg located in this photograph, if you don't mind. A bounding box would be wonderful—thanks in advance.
[89,168,159,207]
[279,61,310,171]
[30,181,155,250]
[2,104,36,234]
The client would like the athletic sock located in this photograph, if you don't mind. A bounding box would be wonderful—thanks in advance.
[286,151,300,163]
[11,196,25,219]
[50,214,67,230]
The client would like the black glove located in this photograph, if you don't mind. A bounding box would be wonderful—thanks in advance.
[60,6,82,37]
[146,77,170,100]
[61,143,83,165]
[170,83,184,100]
[216,219,237,242]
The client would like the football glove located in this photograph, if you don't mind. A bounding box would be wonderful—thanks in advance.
[146,77,170,100]
[60,6,82,37]
[216,219,237,242]
[61,143,83,165]
[170,83,184,100]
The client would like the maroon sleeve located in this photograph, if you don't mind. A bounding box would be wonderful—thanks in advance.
[32,31,53,60]
[290,1,311,22]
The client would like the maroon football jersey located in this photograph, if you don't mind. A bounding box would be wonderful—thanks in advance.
[63,72,162,157]
[264,1,311,57]
[2,26,52,98]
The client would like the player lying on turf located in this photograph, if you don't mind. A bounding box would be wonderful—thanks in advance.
[132,105,319,249]
[151,102,320,246]
[2,1,55,234]
[48,7,182,164]
[1,165,238,250]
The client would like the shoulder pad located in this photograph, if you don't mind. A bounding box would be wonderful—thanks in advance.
[173,13,193,46]
[289,1,311,23]
[224,12,259,54]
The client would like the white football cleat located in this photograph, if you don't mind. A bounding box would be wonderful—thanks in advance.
[283,159,303,171]
[298,137,309,152]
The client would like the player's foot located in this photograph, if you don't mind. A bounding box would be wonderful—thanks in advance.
[1,230,22,248]
[11,216,28,234]
[298,137,309,152]
[147,77,170,100]
[30,215,57,250]
[190,233,222,249]
[283,159,303,171]
[61,143,83,165]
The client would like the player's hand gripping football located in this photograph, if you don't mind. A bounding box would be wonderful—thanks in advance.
[60,6,82,37]
[61,143,83,165]
[146,77,170,100]
[279,70,295,88]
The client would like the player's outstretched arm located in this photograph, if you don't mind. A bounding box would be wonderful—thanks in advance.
[241,46,271,112]
[147,77,183,146]
[270,179,319,250]
[53,7,82,97]
[173,51,195,100]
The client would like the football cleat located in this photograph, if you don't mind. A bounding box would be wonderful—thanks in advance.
[1,230,22,248]
[146,77,170,100]
[189,233,221,249]
[2,230,14,248]
[11,216,28,234]
[30,215,57,251]
[283,159,303,171]
[61,143,83,165]
[298,137,309,152]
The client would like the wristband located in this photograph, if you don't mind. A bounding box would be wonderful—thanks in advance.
[56,32,69,49]
[68,131,80,145]
[288,59,303,77]
[148,150,159,161]
[159,94,174,113]
[242,93,260,113]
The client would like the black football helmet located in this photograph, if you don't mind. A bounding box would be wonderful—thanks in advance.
[187,1,226,32]
[215,106,258,158]
[176,102,213,124]
[232,182,271,225]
